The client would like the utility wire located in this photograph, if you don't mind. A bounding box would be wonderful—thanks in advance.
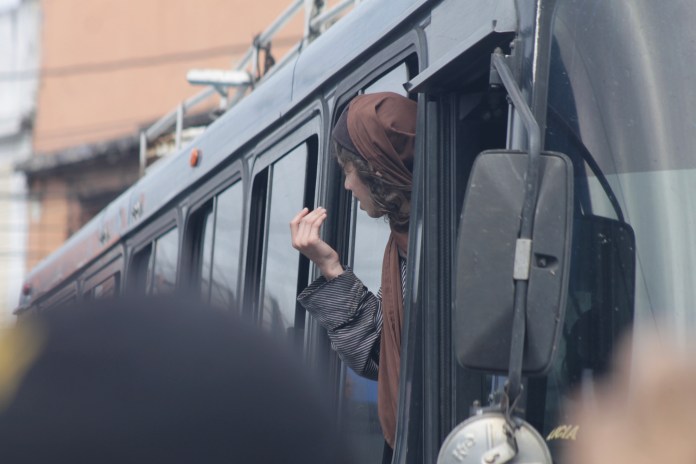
[0,226,63,233]
[0,36,300,81]
[33,111,212,143]
[33,113,167,140]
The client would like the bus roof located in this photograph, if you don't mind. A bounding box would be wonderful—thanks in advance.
[19,0,433,307]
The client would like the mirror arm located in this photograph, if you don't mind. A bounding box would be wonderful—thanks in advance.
[490,50,542,406]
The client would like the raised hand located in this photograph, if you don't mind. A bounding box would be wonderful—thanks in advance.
[290,207,344,280]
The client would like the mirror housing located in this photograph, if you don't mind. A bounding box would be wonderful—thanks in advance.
[455,150,573,375]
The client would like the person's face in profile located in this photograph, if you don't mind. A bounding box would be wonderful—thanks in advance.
[342,162,379,218]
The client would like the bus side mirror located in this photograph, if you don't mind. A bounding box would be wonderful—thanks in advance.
[454,150,573,375]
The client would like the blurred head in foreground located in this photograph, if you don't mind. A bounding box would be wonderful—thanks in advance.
[0,296,350,464]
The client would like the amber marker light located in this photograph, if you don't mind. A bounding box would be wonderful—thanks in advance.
[190,148,201,167]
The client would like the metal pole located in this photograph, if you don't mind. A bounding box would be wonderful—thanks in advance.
[258,0,303,45]
[310,0,354,32]
[491,51,541,405]
[175,103,184,150]
[139,131,147,177]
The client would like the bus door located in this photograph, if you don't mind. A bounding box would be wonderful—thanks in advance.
[407,30,513,461]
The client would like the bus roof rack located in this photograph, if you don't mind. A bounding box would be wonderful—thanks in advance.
[139,0,360,174]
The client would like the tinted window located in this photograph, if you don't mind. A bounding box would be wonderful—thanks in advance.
[93,273,120,299]
[450,88,507,423]
[200,210,214,301]
[129,244,152,294]
[210,183,244,311]
[338,62,411,462]
[261,144,308,334]
[342,212,391,460]
[532,0,696,453]
[152,228,178,294]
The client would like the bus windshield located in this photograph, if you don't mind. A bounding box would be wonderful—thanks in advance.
[539,0,696,451]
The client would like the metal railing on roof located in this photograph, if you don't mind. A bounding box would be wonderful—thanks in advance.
[139,0,359,176]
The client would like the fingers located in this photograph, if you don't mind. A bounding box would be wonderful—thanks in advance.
[290,207,328,250]
[297,208,327,245]
[289,207,309,241]
[309,209,326,239]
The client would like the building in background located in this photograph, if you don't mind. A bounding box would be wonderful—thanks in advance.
[14,0,305,310]
[0,0,40,324]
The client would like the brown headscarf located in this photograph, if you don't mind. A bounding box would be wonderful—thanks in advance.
[334,92,417,448]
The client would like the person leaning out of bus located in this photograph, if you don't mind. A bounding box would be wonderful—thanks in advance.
[290,91,416,460]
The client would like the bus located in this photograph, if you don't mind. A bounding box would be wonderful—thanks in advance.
[15,0,696,462]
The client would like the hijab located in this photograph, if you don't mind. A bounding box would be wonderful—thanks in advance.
[333,92,417,448]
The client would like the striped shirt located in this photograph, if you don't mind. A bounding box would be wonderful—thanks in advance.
[297,257,407,380]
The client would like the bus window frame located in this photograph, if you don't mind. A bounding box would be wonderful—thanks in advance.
[318,29,425,462]
[414,34,515,461]
[333,39,421,112]
[149,226,180,295]
[244,111,321,335]
[181,161,244,303]
[36,281,79,312]
[124,211,179,294]
[80,245,125,300]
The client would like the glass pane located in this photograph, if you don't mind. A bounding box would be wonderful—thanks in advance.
[211,183,244,311]
[535,1,696,455]
[152,228,178,295]
[364,64,409,97]
[339,63,411,461]
[261,144,307,334]
[200,210,214,302]
[129,245,152,295]
[93,273,119,299]
[341,203,391,460]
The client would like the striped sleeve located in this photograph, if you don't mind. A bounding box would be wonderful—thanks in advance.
[298,268,381,380]
[298,258,407,381]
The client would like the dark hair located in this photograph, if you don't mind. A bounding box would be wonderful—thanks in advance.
[335,143,410,232]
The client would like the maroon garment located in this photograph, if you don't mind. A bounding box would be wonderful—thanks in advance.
[341,92,416,447]
[377,232,405,447]
[346,92,416,189]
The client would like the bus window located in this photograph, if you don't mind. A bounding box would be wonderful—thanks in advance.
[338,61,412,462]
[343,212,391,460]
[195,182,244,310]
[151,228,178,295]
[210,182,243,311]
[364,64,409,96]
[129,244,152,294]
[92,273,120,299]
[39,283,78,311]
[260,143,309,335]
[199,209,214,301]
